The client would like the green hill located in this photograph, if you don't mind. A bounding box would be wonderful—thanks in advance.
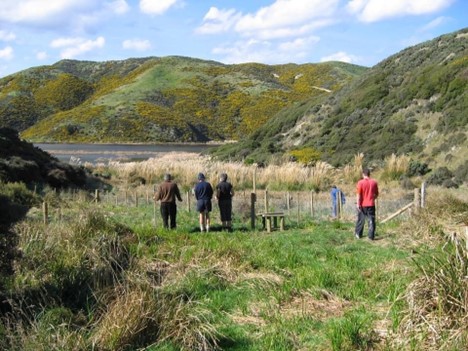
[212,28,468,169]
[0,57,364,143]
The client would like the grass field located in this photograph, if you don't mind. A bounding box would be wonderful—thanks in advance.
[2,183,467,350]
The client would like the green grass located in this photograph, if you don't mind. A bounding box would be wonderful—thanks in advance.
[101,201,410,350]
[5,197,412,350]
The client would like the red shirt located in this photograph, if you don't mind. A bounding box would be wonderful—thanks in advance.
[356,177,379,207]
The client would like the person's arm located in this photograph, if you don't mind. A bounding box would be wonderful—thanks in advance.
[356,184,361,209]
[175,184,182,202]
[154,185,161,201]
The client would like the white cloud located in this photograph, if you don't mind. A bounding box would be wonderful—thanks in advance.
[122,39,151,51]
[320,51,358,63]
[108,0,129,15]
[139,0,179,15]
[0,30,16,41]
[0,46,14,60]
[213,37,318,64]
[0,1,128,34]
[347,0,455,22]
[278,36,320,52]
[195,7,240,34]
[50,36,105,59]
[36,51,48,60]
[197,0,339,40]
[419,16,450,32]
[0,0,96,24]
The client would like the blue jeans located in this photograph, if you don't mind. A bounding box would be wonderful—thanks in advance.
[355,206,376,239]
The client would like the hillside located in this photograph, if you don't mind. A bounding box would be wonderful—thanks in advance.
[0,127,95,189]
[212,28,468,169]
[0,57,364,143]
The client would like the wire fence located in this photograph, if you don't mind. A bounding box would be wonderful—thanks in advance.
[39,185,418,230]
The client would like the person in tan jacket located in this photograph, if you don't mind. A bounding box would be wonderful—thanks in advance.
[155,173,182,229]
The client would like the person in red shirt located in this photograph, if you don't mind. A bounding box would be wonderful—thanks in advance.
[355,168,379,240]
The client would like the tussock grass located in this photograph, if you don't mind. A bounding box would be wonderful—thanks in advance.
[393,191,468,350]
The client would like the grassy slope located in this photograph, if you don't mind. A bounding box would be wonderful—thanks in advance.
[212,28,468,168]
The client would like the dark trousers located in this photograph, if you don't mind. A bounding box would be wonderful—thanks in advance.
[355,206,376,239]
[160,202,177,229]
[218,199,232,222]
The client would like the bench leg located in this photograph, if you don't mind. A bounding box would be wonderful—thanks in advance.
[280,216,284,231]
[266,217,272,232]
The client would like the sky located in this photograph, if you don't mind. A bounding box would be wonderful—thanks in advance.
[0,0,466,77]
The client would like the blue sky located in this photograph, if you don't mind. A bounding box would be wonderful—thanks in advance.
[0,0,466,77]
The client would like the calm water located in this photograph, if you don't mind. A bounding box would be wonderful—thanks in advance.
[34,143,217,163]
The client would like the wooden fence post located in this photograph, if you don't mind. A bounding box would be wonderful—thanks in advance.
[414,188,420,215]
[250,193,256,230]
[296,192,300,224]
[264,189,269,213]
[310,191,315,218]
[186,191,191,212]
[253,166,257,194]
[42,202,48,226]
[421,182,426,208]
[287,191,291,215]
[153,185,157,227]
[135,192,138,207]
[337,191,342,219]
[95,189,100,203]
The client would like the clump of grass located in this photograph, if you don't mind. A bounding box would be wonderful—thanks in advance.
[393,192,468,350]
[326,309,377,351]
[92,281,157,350]
[381,154,410,182]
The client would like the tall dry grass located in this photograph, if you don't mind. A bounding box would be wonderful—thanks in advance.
[393,191,468,350]
[102,154,337,191]
[381,154,410,182]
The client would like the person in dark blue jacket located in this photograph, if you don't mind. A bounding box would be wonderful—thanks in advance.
[194,173,213,232]
[330,185,346,219]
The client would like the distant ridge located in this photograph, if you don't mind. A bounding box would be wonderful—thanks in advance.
[0,56,364,143]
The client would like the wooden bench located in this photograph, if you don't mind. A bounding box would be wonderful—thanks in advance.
[257,212,285,232]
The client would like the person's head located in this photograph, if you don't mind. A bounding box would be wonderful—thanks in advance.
[362,168,371,177]
[164,173,172,181]
[332,185,337,189]
[220,173,228,182]
[197,172,205,181]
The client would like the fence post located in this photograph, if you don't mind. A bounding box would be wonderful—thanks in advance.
[250,193,256,230]
[264,189,269,213]
[253,166,257,194]
[153,185,157,227]
[135,192,138,207]
[42,202,48,226]
[337,191,342,219]
[310,191,315,218]
[296,192,300,224]
[287,191,291,215]
[421,182,426,208]
[413,188,420,215]
[95,189,100,203]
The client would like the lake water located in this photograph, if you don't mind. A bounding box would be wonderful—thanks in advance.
[34,143,217,164]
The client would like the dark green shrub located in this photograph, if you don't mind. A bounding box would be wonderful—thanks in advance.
[406,160,431,177]
[427,167,453,186]
[454,161,468,184]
